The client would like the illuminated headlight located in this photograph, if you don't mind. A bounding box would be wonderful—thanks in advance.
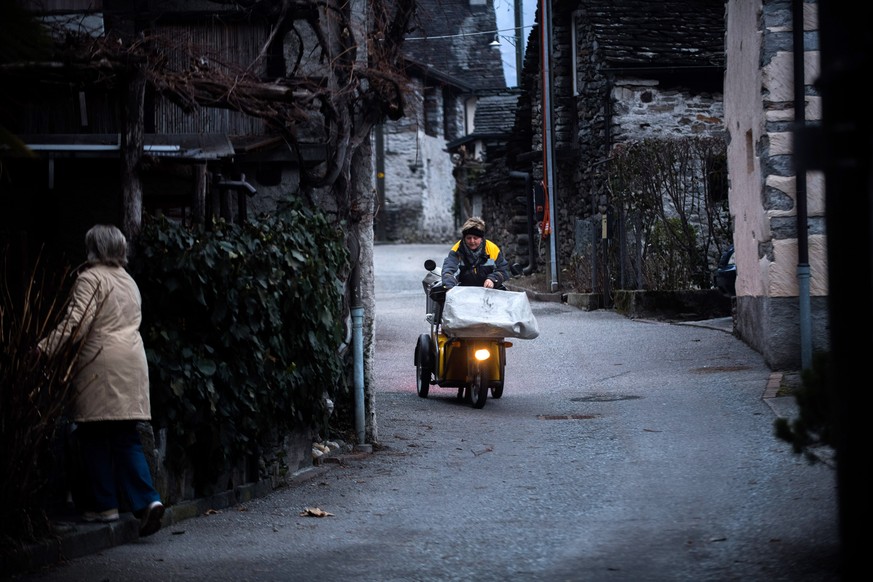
[474,348,491,361]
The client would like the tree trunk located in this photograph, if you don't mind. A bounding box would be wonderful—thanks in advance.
[193,163,207,226]
[349,137,378,444]
[121,66,145,245]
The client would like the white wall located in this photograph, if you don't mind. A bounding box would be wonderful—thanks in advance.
[725,0,769,298]
[381,80,457,243]
[726,0,826,299]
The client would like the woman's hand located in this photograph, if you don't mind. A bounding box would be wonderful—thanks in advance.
[483,279,494,289]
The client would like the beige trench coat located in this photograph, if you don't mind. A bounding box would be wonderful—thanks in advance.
[40,264,151,422]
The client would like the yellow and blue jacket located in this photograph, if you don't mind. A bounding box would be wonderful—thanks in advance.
[441,239,510,289]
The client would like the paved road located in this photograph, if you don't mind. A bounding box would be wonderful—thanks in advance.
[15,244,841,582]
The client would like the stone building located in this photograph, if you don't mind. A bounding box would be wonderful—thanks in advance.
[0,0,408,507]
[487,0,727,290]
[376,0,507,243]
[725,0,829,369]
[478,0,828,370]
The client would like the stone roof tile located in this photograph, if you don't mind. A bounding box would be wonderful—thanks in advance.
[403,0,506,90]
[583,0,725,68]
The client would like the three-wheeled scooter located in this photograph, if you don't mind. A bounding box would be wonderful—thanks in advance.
[414,259,511,409]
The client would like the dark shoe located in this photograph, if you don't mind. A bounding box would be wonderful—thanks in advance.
[139,501,164,537]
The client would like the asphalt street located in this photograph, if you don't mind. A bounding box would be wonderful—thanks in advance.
[9,243,841,582]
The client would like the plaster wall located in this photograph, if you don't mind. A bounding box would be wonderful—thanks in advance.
[726,0,829,369]
[726,0,768,299]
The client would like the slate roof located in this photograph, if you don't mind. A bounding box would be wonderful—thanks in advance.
[581,0,726,69]
[446,91,520,149]
[473,92,520,134]
[403,0,506,90]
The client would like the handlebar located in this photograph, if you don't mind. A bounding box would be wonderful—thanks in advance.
[428,281,448,303]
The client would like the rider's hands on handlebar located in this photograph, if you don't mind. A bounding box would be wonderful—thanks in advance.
[429,281,449,303]
[441,279,496,290]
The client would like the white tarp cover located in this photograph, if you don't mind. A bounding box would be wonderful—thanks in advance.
[441,287,539,339]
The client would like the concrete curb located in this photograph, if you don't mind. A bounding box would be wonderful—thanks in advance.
[762,372,836,468]
[504,284,563,303]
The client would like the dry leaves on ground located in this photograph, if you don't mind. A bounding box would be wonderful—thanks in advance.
[300,507,334,517]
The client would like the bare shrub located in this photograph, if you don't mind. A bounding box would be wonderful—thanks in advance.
[0,253,94,549]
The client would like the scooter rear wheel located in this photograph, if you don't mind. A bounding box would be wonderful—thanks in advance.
[416,360,431,398]
[415,334,433,398]
[490,383,504,399]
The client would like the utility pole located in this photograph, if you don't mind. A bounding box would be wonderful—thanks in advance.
[540,0,559,291]
[514,0,523,87]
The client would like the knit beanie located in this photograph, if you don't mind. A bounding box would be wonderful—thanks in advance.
[461,216,486,238]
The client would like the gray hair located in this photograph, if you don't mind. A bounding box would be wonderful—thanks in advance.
[85,224,128,267]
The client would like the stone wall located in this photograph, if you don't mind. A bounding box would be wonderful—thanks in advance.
[380,78,459,243]
[508,3,727,286]
[150,426,314,506]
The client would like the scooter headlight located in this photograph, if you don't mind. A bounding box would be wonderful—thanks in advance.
[474,348,491,361]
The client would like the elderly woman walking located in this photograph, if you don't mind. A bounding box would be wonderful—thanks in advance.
[38,224,164,537]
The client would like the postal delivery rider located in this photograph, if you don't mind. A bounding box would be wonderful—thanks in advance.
[441,217,510,290]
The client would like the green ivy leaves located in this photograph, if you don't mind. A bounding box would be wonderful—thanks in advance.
[132,200,349,493]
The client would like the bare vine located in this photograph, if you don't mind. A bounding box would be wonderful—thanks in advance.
[1,0,417,212]
[607,135,730,290]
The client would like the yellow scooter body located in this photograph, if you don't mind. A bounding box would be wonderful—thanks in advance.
[436,332,505,387]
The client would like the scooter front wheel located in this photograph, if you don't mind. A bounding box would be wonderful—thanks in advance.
[470,372,487,409]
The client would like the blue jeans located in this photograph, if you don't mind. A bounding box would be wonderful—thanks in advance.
[75,421,161,514]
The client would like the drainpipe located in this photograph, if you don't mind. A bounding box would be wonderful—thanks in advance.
[540,0,559,292]
[348,235,366,445]
[352,305,364,444]
[510,171,538,274]
[216,173,257,195]
[793,0,812,370]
